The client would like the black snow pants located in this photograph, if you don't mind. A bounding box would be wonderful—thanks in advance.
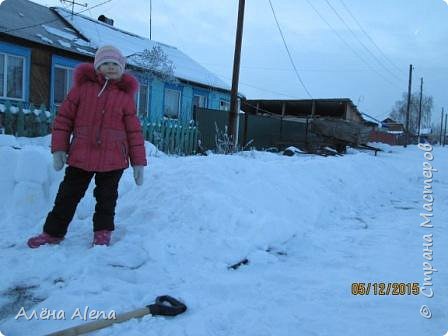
[43,165,124,237]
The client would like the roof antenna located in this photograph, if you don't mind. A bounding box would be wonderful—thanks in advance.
[59,0,87,20]
[149,0,152,40]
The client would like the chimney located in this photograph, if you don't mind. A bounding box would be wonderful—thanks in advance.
[98,15,114,26]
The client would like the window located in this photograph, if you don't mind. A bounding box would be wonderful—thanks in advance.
[54,66,73,105]
[51,56,80,109]
[193,94,207,109]
[0,54,4,97]
[219,99,230,111]
[137,83,150,119]
[0,53,25,100]
[164,88,180,118]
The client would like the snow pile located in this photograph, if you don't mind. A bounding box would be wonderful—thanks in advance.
[0,135,447,336]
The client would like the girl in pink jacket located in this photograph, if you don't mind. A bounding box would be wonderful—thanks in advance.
[28,45,147,248]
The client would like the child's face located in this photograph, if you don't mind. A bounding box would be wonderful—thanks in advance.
[98,62,122,80]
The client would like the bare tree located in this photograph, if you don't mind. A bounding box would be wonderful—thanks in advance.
[390,92,433,134]
[128,45,176,82]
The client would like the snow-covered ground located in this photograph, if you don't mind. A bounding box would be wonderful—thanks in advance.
[0,134,446,336]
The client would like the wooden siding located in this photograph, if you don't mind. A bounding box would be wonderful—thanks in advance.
[30,47,51,106]
[181,86,193,123]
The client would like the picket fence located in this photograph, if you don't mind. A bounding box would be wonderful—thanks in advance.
[0,100,54,137]
[141,118,199,155]
[0,100,198,156]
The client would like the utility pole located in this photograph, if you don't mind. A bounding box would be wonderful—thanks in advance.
[444,114,448,147]
[404,64,413,148]
[228,0,245,150]
[417,77,423,143]
[440,108,444,145]
[150,0,152,40]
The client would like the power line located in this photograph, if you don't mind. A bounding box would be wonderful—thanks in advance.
[324,0,402,84]
[338,0,404,76]
[304,0,401,90]
[201,62,399,73]
[268,0,313,99]
[214,72,298,99]
[239,82,296,99]
[2,0,113,34]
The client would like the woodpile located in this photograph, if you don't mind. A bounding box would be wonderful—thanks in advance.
[311,117,372,146]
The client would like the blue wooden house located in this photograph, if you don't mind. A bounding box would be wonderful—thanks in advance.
[0,0,234,124]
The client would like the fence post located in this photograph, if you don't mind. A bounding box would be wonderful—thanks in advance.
[187,127,194,155]
[193,126,198,155]
[17,106,25,137]
[185,127,191,155]
[180,125,187,155]
[30,103,38,137]
[40,104,50,135]
[168,123,175,154]
[38,108,47,136]
[159,122,166,152]
[163,122,171,154]
[4,101,13,135]
[174,124,181,155]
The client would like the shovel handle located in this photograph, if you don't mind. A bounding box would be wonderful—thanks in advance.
[45,307,151,336]
[45,295,187,336]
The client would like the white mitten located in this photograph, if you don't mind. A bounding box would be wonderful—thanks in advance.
[132,165,144,186]
[53,151,67,171]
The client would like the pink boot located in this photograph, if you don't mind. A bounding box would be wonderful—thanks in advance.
[27,233,64,248]
[93,230,112,246]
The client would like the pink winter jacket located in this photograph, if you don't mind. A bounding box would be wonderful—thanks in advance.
[51,63,147,172]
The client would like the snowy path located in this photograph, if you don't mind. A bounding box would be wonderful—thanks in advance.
[0,135,446,335]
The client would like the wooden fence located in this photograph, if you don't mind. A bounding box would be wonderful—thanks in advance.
[195,107,312,151]
[141,117,199,155]
[0,100,54,137]
[0,100,198,156]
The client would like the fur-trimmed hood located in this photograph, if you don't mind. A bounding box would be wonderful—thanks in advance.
[73,63,138,95]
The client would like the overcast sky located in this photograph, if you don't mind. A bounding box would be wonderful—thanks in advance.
[31,0,448,124]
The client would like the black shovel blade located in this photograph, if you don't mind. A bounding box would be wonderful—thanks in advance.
[148,295,187,316]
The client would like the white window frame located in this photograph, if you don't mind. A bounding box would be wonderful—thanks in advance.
[53,65,74,107]
[164,88,181,118]
[136,83,150,119]
[193,94,208,109]
[219,99,230,111]
[0,52,26,101]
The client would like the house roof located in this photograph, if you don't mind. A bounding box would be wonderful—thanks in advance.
[382,117,397,124]
[382,123,404,132]
[242,98,365,122]
[0,0,231,92]
[52,7,231,91]
[0,0,95,55]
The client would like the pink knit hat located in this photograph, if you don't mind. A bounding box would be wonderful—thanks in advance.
[94,45,126,75]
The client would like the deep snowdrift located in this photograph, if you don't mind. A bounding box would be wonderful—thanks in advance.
[0,135,446,336]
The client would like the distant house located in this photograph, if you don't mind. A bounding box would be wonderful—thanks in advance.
[0,0,233,124]
[369,118,406,145]
[380,118,404,134]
